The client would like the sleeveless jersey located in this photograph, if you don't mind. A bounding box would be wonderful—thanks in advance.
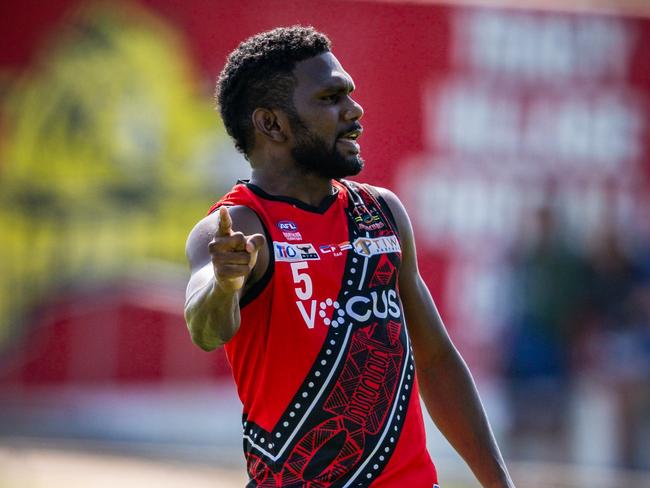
[209,180,438,487]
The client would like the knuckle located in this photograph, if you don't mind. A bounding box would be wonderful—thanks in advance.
[209,239,225,253]
[211,250,231,263]
[232,234,246,247]
[217,264,247,277]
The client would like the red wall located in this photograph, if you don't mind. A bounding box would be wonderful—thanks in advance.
[2,0,649,385]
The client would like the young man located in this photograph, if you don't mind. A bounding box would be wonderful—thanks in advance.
[185,26,515,487]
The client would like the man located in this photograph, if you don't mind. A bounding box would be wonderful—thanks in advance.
[185,26,515,487]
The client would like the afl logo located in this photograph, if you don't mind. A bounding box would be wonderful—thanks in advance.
[277,220,298,231]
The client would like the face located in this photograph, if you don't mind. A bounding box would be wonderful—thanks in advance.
[288,52,364,179]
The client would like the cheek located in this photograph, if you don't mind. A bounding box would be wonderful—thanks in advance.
[303,108,339,134]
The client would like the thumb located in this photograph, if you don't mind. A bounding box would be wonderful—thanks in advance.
[245,233,266,254]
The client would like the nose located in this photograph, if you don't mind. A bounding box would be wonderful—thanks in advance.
[344,96,364,121]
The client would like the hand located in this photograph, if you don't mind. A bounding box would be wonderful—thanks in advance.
[208,206,266,293]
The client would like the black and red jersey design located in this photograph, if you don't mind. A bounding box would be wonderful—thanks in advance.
[209,180,436,487]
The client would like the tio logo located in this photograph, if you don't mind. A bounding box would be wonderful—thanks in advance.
[275,242,320,262]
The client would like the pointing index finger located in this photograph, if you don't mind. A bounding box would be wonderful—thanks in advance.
[216,206,233,237]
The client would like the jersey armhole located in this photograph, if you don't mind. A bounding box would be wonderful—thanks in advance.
[240,214,274,309]
[208,204,275,309]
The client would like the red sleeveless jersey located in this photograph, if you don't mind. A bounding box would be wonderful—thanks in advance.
[209,180,437,487]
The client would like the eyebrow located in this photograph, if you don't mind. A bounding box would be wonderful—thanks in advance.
[319,76,355,94]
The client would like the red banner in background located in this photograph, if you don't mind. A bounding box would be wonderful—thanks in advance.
[396,6,650,370]
[1,0,649,383]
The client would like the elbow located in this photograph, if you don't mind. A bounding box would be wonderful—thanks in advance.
[189,327,223,351]
[184,303,237,351]
[190,330,232,352]
[191,334,220,352]
[185,316,219,352]
[186,319,231,352]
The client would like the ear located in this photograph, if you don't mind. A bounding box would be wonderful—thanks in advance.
[252,108,288,143]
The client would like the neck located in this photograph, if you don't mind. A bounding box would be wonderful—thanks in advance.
[249,163,336,208]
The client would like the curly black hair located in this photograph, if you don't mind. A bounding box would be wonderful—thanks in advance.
[215,26,331,157]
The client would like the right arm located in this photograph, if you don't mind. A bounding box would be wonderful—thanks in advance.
[184,205,267,351]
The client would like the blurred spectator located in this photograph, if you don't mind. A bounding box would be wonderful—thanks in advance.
[578,224,650,469]
[585,227,640,336]
[504,206,591,461]
[504,208,650,468]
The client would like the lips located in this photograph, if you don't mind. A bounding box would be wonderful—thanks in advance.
[337,126,363,154]
[338,126,363,142]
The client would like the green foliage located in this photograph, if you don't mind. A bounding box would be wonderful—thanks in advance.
[0,1,234,342]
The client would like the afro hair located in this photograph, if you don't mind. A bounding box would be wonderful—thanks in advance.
[215,26,331,157]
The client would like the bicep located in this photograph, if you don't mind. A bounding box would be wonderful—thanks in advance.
[399,270,454,368]
[185,263,215,305]
[185,214,218,303]
[186,213,218,272]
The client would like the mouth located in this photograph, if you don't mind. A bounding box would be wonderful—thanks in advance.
[338,127,363,142]
[337,127,363,154]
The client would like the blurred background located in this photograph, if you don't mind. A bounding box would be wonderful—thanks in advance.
[0,0,649,487]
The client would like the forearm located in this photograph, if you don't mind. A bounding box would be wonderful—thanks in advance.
[417,347,514,488]
[184,277,241,351]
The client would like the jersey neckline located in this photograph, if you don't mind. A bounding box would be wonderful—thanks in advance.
[242,181,341,215]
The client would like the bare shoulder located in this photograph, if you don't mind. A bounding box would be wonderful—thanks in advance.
[185,205,265,270]
[371,185,401,209]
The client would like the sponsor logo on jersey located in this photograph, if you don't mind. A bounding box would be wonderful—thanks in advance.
[319,241,352,257]
[274,242,320,261]
[277,220,303,241]
[345,289,401,322]
[283,231,302,241]
[358,221,385,231]
[277,220,298,231]
[353,236,401,257]
[353,206,385,231]
[295,288,401,329]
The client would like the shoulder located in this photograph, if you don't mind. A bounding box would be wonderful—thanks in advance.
[340,180,406,219]
[186,205,265,269]
[365,185,412,234]
[369,185,400,209]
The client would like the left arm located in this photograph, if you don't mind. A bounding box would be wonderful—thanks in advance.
[377,187,515,488]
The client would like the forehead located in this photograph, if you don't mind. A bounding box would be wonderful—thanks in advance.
[292,52,354,95]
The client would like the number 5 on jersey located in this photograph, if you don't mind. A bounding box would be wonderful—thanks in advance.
[291,262,316,329]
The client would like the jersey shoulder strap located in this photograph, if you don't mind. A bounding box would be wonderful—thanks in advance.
[338,179,400,238]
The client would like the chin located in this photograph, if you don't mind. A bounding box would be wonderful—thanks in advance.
[346,155,364,176]
[325,156,364,179]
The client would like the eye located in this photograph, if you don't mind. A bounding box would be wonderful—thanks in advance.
[321,93,340,104]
